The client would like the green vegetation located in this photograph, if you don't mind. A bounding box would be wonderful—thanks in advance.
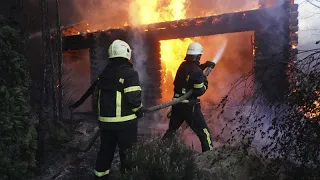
[120,137,320,180]
[121,137,203,180]
[0,16,37,180]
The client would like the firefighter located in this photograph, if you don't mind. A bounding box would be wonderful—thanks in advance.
[162,42,214,152]
[91,39,143,179]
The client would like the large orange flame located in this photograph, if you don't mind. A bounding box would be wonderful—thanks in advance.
[160,39,192,101]
[133,0,193,102]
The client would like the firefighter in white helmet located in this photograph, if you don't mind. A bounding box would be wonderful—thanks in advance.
[162,42,214,152]
[94,39,144,179]
[70,39,144,180]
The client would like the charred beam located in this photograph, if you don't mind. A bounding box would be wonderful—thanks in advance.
[62,33,95,51]
[62,29,128,51]
[62,5,284,51]
[143,5,283,40]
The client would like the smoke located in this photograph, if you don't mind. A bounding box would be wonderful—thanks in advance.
[227,96,288,156]
[151,0,268,151]
[200,32,255,104]
[59,0,285,152]
[129,30,150,94]
[66,0,131,30]
[186,0,259,18]
[180,0,291,152]
[129,2,149,84]
[128,1,165,133]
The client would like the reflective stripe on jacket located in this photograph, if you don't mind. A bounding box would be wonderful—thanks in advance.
[97,59,142,123]
[173,61,208,101]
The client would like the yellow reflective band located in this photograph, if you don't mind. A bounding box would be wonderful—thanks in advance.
[119,78,124,84]
[116,91,122,117]
[186,75,190,81]
[94,169,110,177]
[99,114,137,122]
[173,98,189,103]
[132,104,142,112]
[182,88,186,94]
[98,89,101,115]
[124,86,142,93]
[193,83,204,88]
[203,128,213,150]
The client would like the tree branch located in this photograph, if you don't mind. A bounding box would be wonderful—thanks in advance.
[307,0,320,9]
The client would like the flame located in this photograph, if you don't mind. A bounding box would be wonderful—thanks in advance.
[61,1,261,104]
[61,3,260,37]
[160,39,192,97]
[298,91,320,119]
[292,44,297,49]
[251,34,256,56]
[62,27,80,36]
[306,91,320,119]
[134,0,192,102]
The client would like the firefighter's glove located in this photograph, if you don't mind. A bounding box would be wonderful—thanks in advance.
[135,108,145,119]
[204,61,215,68]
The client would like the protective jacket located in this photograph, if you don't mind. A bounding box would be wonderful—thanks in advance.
[173,61,208,103]
[162,60,213,152]
[96,59,142,124]
[94,58,142,179]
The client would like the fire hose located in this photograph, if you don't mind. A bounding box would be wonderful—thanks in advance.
[70,41,227,152]
[146,64,214,118]
[145,40,227,115]
[69,66,213,152]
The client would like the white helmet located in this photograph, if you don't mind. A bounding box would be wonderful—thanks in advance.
[186,42,203,55]
[108,39,132,60]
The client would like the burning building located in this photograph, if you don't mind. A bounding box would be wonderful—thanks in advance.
[61,0,299,149]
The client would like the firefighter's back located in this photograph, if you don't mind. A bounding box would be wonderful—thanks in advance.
[97,58,140,130]
[174,61,204,99]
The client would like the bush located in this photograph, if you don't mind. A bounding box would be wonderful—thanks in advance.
[194,144,279,180]
[117,136,320,180]
[0,16,37,180]
[120,137,204,180]
[216,48,320,168]
[196,143,320,180]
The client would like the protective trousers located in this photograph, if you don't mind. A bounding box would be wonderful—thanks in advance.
[162,102,213,152]
[94,123,137,180]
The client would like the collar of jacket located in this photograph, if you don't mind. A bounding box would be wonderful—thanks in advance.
[184,60,200,66]
[107,58,133,68]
